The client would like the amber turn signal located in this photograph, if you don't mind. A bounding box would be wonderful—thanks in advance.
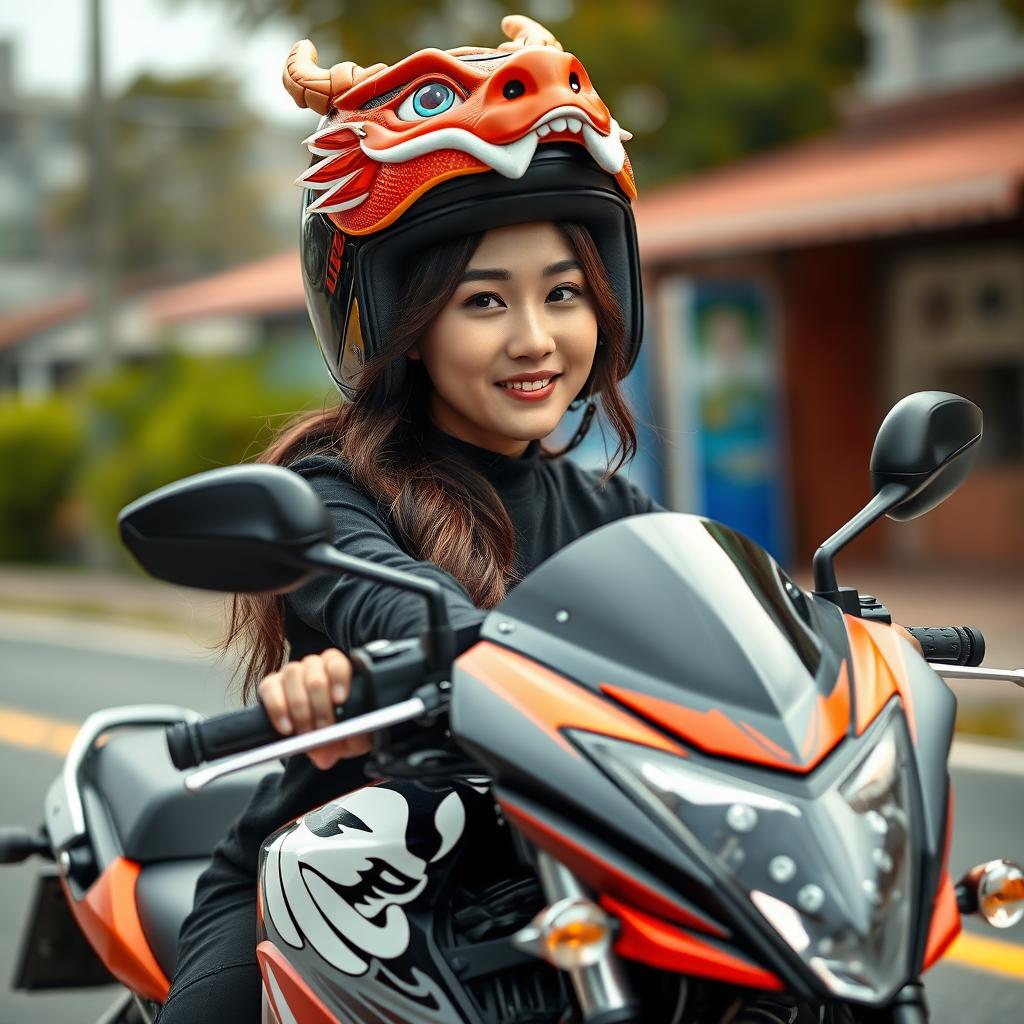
[961,859,1024,929]
[513,896,612,970]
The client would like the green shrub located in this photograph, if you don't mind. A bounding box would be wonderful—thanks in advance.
[0,398,86,561]
[81,351,329,556]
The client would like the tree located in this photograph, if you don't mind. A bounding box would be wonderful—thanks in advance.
[52,71,281,278]
[172,0,867,186]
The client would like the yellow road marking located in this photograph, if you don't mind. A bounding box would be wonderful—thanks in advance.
[944,931,1024,981]
[0,705,78,758]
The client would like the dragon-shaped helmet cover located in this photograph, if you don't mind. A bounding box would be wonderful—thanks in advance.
[286,14,642,406]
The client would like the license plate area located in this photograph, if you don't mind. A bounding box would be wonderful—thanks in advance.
[13,867,115,990]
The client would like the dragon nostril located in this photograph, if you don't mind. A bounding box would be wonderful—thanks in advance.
[502,79,526,100]
[569,72,581,93]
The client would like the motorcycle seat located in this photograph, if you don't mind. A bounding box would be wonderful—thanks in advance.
[85,728,279,863]
[135,857,209,979]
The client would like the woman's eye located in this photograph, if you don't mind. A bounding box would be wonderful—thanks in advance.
[549,285,582,303]
[465,292,503,310]
[396,82,463,121]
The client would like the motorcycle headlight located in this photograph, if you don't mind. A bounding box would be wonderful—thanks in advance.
[573,708,918,1004]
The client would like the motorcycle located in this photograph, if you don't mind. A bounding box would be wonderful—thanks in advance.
[3,390,1023,1024]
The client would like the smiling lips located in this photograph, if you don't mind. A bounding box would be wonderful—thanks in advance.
[496,373,560,401]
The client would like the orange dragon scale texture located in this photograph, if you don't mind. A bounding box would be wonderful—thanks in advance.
[283,14,637,235]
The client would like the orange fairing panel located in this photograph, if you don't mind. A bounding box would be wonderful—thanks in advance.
[602,661,850,774]
[844,614,904,737]
[258,940,339,1024]
[63,857,169,1003]
[455,642,687,758]
[922,872,962,970]
[500,798,727,937]
[923,788,960,970]
[604,896,784,992]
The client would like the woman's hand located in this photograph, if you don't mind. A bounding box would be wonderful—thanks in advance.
[257,649,372,770]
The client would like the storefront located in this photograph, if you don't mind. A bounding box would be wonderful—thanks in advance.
[635,75,1024,567]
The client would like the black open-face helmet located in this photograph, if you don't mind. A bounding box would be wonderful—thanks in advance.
[285,15,642,408]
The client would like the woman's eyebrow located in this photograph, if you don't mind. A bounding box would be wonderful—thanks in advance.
[460,268,510,283]
[459,258,582,284]
[543,258,582,276]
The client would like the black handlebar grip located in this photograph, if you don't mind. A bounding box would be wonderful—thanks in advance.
[165,664,379,770]
[166,704,278,770]
[907,626,986,667]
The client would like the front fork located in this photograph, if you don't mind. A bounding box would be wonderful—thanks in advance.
[533,850,642,1024]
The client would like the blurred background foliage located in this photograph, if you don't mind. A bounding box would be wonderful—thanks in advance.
[3,0,1022,566]
[171,0,1024,186]
[0,399,85,562]
[174,0,867,186]
[0,352,321,566]
[51,71,278,278]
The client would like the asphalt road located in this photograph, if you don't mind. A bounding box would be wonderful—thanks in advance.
[0,613,1022,1023]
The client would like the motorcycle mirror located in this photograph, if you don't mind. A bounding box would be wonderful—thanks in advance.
[119,465,457,671]
[118,465,330,593]
[812,391,982,611]
[870,391,982,521]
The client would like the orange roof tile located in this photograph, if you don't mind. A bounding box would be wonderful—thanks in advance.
[146,250,304,325]
[636,84,1024,261]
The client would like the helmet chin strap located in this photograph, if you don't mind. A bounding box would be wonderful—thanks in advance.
[547,399,597,457]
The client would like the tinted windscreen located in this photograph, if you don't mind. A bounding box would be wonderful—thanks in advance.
[494,513,841,723]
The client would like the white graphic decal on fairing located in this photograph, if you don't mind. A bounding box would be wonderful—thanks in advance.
[264,786,466,975]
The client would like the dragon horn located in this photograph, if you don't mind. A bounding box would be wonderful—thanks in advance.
[283,39,386,115]
[498,14,564,51]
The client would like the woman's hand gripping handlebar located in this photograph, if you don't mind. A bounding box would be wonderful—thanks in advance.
[165,636,440,773]
[258,650,371,769]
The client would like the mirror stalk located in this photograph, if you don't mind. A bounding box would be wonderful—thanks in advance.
[812,482,910,613]
[302,542,455,671]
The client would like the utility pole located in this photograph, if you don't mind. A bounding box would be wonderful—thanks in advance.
[85,0,117,567]
[87,0,116,376]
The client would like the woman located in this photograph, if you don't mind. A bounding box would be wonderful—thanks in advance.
[157,15,655,1021]
[159,15,921,1021]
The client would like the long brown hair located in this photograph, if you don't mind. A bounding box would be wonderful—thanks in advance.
[227,221,637,700]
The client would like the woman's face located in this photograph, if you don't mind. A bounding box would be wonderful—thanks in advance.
[408,222,598,456]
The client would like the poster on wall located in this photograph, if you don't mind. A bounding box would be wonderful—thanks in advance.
[671,278,790,563]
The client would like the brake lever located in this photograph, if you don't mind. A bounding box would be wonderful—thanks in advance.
[182,683,447,793]
[934,665,1024,688]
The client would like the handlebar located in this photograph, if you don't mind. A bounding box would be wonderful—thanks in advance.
[166,636,433,770]
[165,622,989,770]
[907,625,985,667]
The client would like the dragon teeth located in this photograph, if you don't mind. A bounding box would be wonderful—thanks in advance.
[581,118,626,173]
[359,110,625,185]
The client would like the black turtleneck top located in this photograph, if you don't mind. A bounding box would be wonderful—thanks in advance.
[207,424,661,881]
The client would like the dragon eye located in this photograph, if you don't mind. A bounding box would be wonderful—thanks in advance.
[396,82,462,121]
